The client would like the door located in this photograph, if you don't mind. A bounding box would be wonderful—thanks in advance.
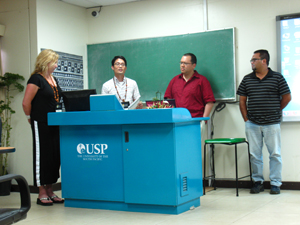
[122,124,178,205]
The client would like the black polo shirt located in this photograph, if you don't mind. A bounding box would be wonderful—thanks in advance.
[237,68,290,125]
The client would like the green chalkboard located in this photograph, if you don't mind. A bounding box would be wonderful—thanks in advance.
[88,28,236,101]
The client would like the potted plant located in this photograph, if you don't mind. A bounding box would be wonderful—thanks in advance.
[146,91,174,109]
[0,72,24,195]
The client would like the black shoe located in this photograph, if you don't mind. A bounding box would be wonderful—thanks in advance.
[49,195,65,204]
[270,185,280,194]
[250,182,264,194]
[36,197,53,206]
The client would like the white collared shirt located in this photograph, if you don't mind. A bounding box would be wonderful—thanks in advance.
[101,76,141,105]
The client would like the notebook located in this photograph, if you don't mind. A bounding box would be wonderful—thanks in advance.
[127,97,140,110]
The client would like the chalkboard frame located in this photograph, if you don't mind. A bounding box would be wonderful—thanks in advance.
[88,28,236,101]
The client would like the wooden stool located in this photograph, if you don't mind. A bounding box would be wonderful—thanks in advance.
[203,138,252,196]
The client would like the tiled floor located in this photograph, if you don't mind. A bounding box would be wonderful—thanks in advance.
[1,188,300,225]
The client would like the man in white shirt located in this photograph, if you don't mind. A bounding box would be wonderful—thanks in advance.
[101,56,142,109]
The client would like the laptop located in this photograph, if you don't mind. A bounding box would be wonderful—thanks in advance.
[62,89,97,111]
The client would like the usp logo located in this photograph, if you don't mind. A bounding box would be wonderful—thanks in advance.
[77,143,86,154]
[76,143,108,155]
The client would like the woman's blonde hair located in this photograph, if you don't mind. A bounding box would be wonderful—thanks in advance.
[31,49,59,76]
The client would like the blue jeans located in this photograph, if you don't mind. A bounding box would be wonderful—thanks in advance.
[245,121,282,187]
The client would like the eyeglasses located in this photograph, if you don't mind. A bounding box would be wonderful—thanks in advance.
[114,63,126,67]
[250,58,262,63]
[180,62,192,66]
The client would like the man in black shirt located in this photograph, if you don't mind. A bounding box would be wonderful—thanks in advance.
[237,49,291,195]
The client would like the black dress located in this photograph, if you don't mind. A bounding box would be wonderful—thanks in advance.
[27,74,62,187]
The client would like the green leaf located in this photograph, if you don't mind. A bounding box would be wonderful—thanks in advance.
[0,72,25,175]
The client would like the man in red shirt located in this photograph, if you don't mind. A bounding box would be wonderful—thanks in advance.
[164,53,215,118]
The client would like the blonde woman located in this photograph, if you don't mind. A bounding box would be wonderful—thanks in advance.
[22,49,64,206]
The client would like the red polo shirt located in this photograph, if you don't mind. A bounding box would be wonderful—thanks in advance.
[164,71,215,118]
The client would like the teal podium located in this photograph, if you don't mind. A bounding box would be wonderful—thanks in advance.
[48,95,208,214]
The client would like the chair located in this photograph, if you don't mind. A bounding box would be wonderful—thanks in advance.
[203,138,252,196]
[0,126,31,224]
[0,174,31,225]
[0,146,16,195]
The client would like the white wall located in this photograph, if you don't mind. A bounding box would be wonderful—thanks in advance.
[36,0,89,88]
[87,1,204,44]
[1,0,299,185]
[208,0,300,181]
[86,0,300,182]
[0,0,33,182]
[0,0,88,185]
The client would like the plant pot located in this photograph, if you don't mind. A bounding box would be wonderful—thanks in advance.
[0,179,11,196]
